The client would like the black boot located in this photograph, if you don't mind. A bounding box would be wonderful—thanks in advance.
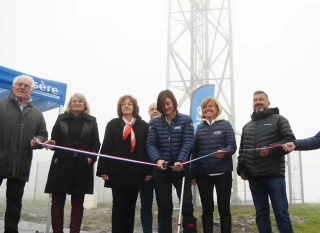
[202,215,213,233]
[220,216,232,233]
[182,216,198,233]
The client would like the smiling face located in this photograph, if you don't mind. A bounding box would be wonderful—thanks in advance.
[70,95,86,115]
[12,77,33,104]
[161,97,175,118]
[253,93,270,112]
[202,100,218,121]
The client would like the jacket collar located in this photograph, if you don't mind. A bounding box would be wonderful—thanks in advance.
[203,114,225,125]
[160,110,179,122]
[8,91,33,107]
[251,107,279,121]
[60,111,92,121]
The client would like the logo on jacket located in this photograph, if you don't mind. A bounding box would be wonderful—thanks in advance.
[213,131,221,134]
[174,126,181,130]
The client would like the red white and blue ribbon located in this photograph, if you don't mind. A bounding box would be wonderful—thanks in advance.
[39,142,282,168]
[39,142,158,167]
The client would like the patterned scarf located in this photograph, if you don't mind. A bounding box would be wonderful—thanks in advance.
[122,116,136,152]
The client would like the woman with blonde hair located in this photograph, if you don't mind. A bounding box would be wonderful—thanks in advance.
[44,93,101,233]
[192,97,236,233]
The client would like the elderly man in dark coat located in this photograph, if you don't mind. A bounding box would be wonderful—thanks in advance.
[0,75,48,233]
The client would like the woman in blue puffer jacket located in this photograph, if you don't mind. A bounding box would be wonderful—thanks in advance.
[147,89,197,233]
[192,97,236,233]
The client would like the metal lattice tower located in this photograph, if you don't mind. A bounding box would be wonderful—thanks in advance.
[166,0,239,203]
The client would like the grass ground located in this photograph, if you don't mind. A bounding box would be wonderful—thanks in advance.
[1,199,320,232]
[230,204,320,233]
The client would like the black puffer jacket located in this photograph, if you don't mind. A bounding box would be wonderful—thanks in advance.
[237,108,295,178]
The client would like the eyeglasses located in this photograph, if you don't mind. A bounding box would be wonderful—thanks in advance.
[121,102,133,106]
[72,100,84,104]
[15,82,32,89]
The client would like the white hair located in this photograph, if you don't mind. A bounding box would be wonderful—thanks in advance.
[13,75,35,89]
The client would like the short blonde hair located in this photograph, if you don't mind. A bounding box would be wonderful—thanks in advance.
[200,97,222,119]
[65,93,91,115]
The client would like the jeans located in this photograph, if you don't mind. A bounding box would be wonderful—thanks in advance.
[249,176,293,233]
[140,178,161,233]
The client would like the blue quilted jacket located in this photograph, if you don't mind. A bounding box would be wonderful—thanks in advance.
[147,111,194,165]
[192,115,236,175]
[294,131,320,150]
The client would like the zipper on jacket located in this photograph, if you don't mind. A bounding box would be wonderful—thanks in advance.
[253,115,260,175]
[81,122,87,140]
[168,123,173,165]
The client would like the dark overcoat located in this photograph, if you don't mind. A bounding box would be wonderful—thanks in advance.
[45,112,100,194]
[96,115,150,188]
[0,91,48,182]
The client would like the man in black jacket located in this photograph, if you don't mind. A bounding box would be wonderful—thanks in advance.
[0,75,48,233]
[237,90,295,233]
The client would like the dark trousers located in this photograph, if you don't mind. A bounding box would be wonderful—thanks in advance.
[139,178,162,233]
[196,172,232,218]
[0,178,26,233]
[111,187,139,233]
[51,193,85,233]
[154,169,194,233]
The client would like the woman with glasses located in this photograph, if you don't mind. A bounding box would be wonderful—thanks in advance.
[147,89,197,233]
[44,93,101,233]
[192,97,236,233]
[97,94,150,233]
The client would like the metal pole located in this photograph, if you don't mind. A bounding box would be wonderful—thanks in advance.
[45,194,51,233]
[228,0,238,205]
[244,180,247,205]
[287,153,292,204]
[33,162,39,203]
[166,0,172,89]
[204,0,209,84]
[177,176,186,233]
[299,151,305,203]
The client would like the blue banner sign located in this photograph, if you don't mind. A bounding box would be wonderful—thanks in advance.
[0,65,67,112]
[190,85,215,132]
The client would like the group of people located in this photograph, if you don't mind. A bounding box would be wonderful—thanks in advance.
[1,75,320,233]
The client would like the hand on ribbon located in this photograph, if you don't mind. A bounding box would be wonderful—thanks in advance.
[173,161,183,172]
[157,159,168,170]
[282,142,295,152]
[43,140,56,150]
[215,149,225,159]
[30,138,42,148]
